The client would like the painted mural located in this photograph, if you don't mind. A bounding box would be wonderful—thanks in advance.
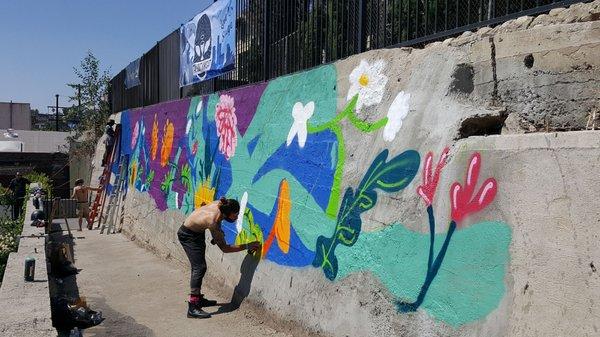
[117,60,511,327]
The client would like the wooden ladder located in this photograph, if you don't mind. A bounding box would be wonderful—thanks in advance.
[88,125,121,229]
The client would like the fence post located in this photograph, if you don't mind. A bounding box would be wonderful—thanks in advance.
[262,0,270,81]
[357,0,366,53]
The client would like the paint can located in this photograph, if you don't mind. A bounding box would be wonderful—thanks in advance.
[24,256,35,282]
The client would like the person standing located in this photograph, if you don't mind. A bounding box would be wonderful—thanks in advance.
[71,179,101,230]
[178,197,260,319]
[8,172,30,220]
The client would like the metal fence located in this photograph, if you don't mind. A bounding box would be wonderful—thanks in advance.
[110,0,585,113]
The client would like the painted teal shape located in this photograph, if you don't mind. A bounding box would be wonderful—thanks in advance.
[336,221,511,327]
[225,65,339,247]
[312,149,420,280]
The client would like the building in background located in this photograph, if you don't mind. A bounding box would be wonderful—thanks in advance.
[0,102,31,130]
[0,128,72,198]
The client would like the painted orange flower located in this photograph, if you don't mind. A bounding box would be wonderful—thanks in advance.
[262,179,291,257]
[151,114,159,160]
[160,119,174,167]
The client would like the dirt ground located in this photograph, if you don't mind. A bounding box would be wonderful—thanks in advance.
[48,221,325,337]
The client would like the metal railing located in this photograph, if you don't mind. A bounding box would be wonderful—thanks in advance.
[110,0,586,113]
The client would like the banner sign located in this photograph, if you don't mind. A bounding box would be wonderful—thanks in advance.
[179,0,236,87]
[125,58,141,89]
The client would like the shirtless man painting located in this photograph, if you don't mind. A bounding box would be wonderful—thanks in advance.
[178,197,260,319]
[71,179,101,230]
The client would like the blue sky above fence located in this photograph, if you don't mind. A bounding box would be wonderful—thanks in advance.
[0,0,212,113]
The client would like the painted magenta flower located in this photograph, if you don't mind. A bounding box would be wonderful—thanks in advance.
[160,119,174,167]
[215,94,238,159]
[286,101,314,148]
[347,60,388,113]
[383,91,411,142]
[417,147,449,206]
[131,121,139,149]
[450,153,498,224]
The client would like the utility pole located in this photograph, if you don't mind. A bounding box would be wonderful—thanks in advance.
[55,94,59,131]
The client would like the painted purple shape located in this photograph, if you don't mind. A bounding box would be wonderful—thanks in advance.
[221,83,267,136]
[136,99,191,211]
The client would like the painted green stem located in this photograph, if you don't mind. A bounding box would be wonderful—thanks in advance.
[306,94,389,217]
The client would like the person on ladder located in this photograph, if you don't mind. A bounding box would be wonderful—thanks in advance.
[71,179,101,231]
[178,197,261,319]
[101,119,116,167]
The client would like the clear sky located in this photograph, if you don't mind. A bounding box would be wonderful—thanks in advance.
[0,0,212,112]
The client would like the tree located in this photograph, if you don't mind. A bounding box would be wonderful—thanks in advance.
[65,51,111,155]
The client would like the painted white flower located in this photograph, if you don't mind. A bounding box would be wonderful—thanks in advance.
[235,191,248,234]
[347,60,388,113]
[185,118,192,135]
[286,101,315,148]
[383,91,411,142]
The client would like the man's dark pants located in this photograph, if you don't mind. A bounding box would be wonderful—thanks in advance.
[13,197,24,220]
[177,226,207,296]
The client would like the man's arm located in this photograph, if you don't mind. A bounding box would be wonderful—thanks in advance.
[70,188,76,199]
[85,186,102,192]
[210,227,249,253]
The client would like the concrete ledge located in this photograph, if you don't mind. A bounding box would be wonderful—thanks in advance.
[0,193,54,337]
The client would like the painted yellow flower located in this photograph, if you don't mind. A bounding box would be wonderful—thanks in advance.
[194,179,216,208]
[347,60,388,113]
[160,119,174,167]
[151,114,159,160]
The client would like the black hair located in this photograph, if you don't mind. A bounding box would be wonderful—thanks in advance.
[75,179,84,186]
[218,197,240,216]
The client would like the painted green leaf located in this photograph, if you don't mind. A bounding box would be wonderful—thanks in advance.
[313,149,420,280]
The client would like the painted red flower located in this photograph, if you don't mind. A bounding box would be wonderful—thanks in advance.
[450,153,497,224]
[417,147,449,206]
[215,94,238,159]
[192,141,199,155]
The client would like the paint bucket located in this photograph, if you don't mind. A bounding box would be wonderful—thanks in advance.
[24,256,35,282]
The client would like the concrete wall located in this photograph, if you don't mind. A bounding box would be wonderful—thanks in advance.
[96,3,599,336]
[0,102,32,130]
[0,195,55,336]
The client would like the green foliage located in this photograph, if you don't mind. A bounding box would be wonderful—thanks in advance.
[235,208,264,258]
[0,186,13,206]
[0,218,22,282]
[23,171,53,198]
[313,149,420,280]
[65,51,112,156]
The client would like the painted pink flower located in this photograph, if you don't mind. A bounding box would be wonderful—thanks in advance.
[215,94,238,159]
[131,121,139,149]
[450,153,497,224]
[417,147,449,206]
[192,141,199,155]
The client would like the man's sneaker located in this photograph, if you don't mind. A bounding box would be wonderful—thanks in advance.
[198,297,218,307]
[187,302,211,319]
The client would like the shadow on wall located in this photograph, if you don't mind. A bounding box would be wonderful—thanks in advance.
[212,254,259,315]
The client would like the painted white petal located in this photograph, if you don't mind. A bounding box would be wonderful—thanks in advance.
[236,192,248,233]
[297,123,308,148]
[195,100,203,116]
[304,101,315,119]
[292,102,304,119]
[286,123,298,147]
[347,84,360,101]
[185,119,192,134]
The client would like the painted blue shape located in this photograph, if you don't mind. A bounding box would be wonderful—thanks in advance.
[247,134,261,157]
[200,102,232,197]
[251,130,337,211]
